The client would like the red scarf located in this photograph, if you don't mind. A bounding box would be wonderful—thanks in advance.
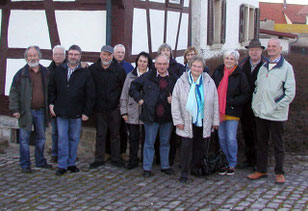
[217,65,237,122]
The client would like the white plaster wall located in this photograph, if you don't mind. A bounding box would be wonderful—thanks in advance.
[184,0,190,7]
[192,0,259,57]
[5,59,51,96]
[8,10,51,49]
[132,9,149,55]
[223,0,259,50]
[11,0,42,1]
[177,13,189,50]
[55,11,106,52]
[166,11,180,50]
[150,9,165,52]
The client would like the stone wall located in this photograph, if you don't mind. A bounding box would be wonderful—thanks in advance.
[0,115,97,159]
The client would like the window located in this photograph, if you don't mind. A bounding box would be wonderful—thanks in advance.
[239,4,259,43]
[207,0,226,46]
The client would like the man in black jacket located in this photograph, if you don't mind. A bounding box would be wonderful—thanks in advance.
[89,45,126,169]
[48,45,66,163]
[238,39,266,170]
[129,54,178,178]
[49,45,95,175]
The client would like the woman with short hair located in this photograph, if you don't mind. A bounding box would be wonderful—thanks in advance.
[172,56,219,183]
[212,50,250,176]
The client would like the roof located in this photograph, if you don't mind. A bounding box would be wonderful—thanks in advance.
[260,2,306,24]
[298,5,308,16]
[260,29,298,39]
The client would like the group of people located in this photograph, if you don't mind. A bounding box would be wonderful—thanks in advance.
[9,38,295,184]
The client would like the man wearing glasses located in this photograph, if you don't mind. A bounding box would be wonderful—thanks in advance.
[48,45,95,176]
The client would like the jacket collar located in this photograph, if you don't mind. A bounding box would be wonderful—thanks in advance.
[264,55,284,70]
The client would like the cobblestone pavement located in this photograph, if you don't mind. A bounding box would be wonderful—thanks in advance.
[0,144,307,210]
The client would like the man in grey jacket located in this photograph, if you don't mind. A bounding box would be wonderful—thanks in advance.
[247,38,296,184]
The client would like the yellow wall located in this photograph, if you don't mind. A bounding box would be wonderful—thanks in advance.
[274,24,308,33]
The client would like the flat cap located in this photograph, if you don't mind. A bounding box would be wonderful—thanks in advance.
[101,45,114,53]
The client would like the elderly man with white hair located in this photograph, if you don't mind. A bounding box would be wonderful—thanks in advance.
[248,38,296,184]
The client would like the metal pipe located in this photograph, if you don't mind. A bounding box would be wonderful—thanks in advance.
[106,0,112,45]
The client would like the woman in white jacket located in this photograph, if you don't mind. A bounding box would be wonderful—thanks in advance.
[171,56,219,183]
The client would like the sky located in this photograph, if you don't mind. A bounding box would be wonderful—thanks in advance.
[259,0,308,5]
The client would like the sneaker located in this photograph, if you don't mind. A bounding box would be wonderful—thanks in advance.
[67,166,80,173]
[179,177,188,183]
[105,153,111,162]
[275,174,285,184]
[161,168,175,175]
[21,167,32,173]
[143,170,151,178]
[56,168,67,176]
[89,161,105,169]
[226,167,235,176]
[218,167,228,175]
[247,172,268,180]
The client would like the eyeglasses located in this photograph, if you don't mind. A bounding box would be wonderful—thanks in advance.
[54,53,64,57]
[68,53,80,57]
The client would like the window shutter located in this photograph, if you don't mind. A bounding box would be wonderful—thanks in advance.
[221,0,226,44]
[239,4,245,43]
[207,0,214,45]
[254,8,260,39]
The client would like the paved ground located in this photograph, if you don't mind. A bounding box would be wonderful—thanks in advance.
[0,144,307,210]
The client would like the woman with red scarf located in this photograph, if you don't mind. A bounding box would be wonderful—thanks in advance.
[212,50,249,176]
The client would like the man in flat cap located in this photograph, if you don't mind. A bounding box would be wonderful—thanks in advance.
[238,39,267,170]
[89,45,126,169]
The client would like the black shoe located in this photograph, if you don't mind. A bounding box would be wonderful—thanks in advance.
[161,168,175,175]
[127,162,138,170]
[191,169,202,177]
[179,177,188,183]
[51,156,58,163]
[143,170,151,178]
[21,167,32,173]
[68,166,80,173]
[110,160,125,168]
[56,168,67,176]
[89,161,105,169]
[226,167,235,176]
[37,164,52,169]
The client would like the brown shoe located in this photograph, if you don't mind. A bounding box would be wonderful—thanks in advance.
[275,174,285,184]
[247,172,268,180]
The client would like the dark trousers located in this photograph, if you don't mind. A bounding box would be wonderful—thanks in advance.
[180,125,206,178]
[120,119,128,154]
[127,124,144,165]
[255,117,285,174]
[95,109,121,162]
[240,104,257,165]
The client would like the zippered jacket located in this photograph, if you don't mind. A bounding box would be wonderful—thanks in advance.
[252,56,296,121]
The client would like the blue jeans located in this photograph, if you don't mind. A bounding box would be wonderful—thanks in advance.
[19,109,47,169]
[57,117,81,169]
[143,122,172,171]
[51,118,58,157]
[218,120,239,168]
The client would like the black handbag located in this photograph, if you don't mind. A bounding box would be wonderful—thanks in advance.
[201,130,227,176]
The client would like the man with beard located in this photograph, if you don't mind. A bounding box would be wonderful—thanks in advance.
[9,46,52,173]
[48,45,95,176]
[89,45,126,169]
